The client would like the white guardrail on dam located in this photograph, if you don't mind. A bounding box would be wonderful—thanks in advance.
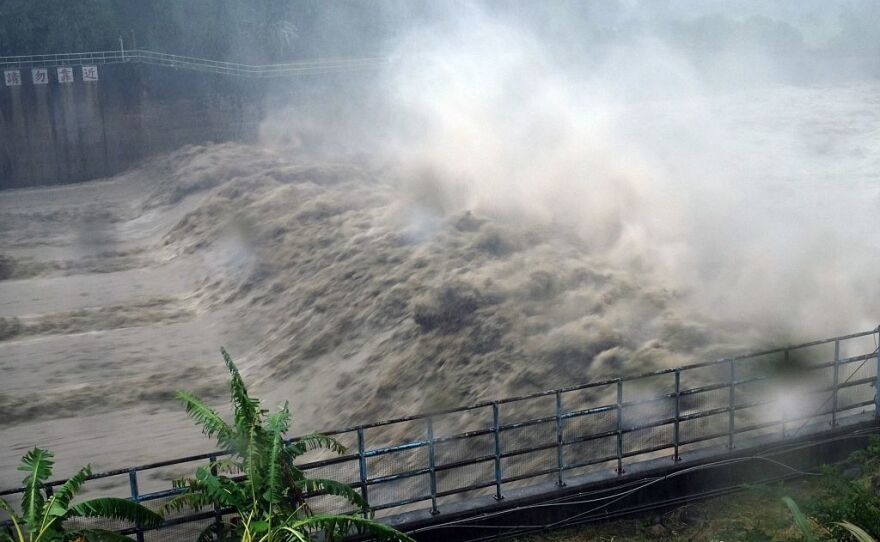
[0,48,388,77]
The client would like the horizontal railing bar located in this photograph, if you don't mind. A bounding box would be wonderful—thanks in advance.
[562,453,620,471]
[499,467,559,485]
[498,415,558,432]
[367,468,430,486]
[622,416,677,433]
[297,453,360,470]
[838,376,877,390]
[837,399,877,412]
[362,440,428,458]
[499,442,558,459]
[679,406,731,422]
[369,494,433,512]
[678,430,732,447]
[621,442,674,459]
[435,454,496,473]
[436,479,497,498]
[562,429,620,446]
[560,404,617,419]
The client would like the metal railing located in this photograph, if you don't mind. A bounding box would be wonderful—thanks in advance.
[1,327,878,539]
[0,49,387,77]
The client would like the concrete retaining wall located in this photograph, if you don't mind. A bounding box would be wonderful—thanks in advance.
[0,63,264,189]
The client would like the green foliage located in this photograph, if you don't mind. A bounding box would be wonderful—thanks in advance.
[807,464,880,539]
[836,522,877,542]
[781,438,880,541]
[0,448,162,542]
[782,496,818,542]
[165,347,413,542]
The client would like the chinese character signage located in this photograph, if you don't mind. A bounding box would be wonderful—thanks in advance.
[57,67,74,84]
[82,66,98,82]
[32,68,48,85]
[4,70,21,86]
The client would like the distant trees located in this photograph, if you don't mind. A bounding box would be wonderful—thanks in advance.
[0,0,438,62]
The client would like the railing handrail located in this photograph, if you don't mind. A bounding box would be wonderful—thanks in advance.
[0,48,387,77]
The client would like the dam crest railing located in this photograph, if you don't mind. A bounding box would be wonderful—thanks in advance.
[0,49,387,77]
[1,327,879,540]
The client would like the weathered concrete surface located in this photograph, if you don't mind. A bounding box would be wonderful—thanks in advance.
[0,63,263,188]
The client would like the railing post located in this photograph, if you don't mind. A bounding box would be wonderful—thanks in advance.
[673,369,681,461]
[128,469,145,542]
[616,379,625,474]
[875,326,880,418]
[832,340,840,427]
[208,453,223,537]
[492,402,503,500]
[555,391,565,487]
[728,359,736,450]
[357,429,370,518]
[426,417,439,515]
[782,350,789,438]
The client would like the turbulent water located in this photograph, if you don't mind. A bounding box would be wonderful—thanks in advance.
[1,82,879,488]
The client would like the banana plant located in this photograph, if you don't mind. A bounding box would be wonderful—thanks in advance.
[163,348,413,542]
[0,448,162,542]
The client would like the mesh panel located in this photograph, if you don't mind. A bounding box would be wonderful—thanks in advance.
[436,485,496,508]
[563,435,616,467]
[564,409,616,440]
[306,492,357,515]
[679,435,728,456]
[624,373,675,402]
[366,446,426,480]
[501,448,555,481]
[142,518,215,542]
[735,378,775,408]
[840,334,878,360]
[137,460,207,495]
[563,458,617,479]
[369,473,429,508]
[435,434,494,467]
[365,419,423,449]
[500,395,555,426]
[840,357,876,385]
[681,363,728,390]
[501,420,556,454]
[622,396,675,427]
[302,458,360,486]
[623,424,673,456]
[561,384,616,411]
[433,407,493,439]
[681,388,729,417]
[735,403,780,429]
[735,354,774,381]
[680,411,728,442]
[839,382,875,410]
[436,460,494,494]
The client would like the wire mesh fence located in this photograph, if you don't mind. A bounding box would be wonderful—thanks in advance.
[2,327,878,540]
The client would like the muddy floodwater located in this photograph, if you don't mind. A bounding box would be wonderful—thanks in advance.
[1,83,879,489]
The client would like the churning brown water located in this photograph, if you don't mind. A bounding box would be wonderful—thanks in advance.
[1,75,879,489]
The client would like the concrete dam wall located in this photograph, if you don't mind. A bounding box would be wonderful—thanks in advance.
[0,63,264,189]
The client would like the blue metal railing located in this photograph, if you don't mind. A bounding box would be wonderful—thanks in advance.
[1,327,878,538]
